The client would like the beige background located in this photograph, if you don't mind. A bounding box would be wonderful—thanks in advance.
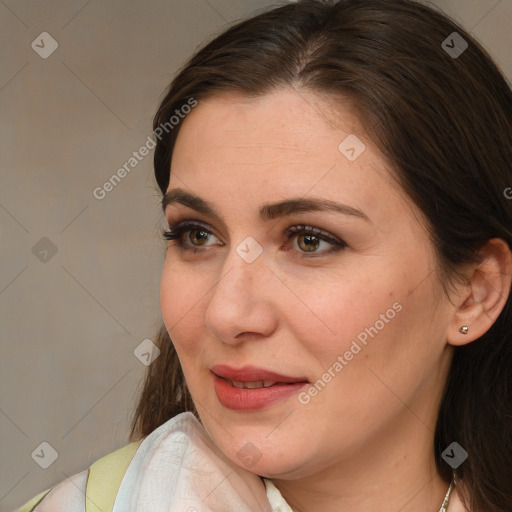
[1,0,510,510]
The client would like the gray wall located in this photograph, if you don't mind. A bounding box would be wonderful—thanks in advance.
[1,1,510,510]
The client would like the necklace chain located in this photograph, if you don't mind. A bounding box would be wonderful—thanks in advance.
[438,476,456,512]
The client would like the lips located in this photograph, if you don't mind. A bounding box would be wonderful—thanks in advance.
[210,364,309,411]
[210,364,309,385]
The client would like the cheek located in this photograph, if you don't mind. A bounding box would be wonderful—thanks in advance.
[159,258,206,355]
[298,265,443,421]
[285,264,403,354]
[160,265,212,400]
[291,256,438,389]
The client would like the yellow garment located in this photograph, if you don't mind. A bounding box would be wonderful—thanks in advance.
[85,440,141,512]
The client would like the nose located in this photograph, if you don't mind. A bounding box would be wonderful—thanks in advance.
[204,243,278,345]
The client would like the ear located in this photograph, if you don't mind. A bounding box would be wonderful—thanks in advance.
[447,238,512,346]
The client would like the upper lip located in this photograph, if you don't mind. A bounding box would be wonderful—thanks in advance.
[210,364,309,383]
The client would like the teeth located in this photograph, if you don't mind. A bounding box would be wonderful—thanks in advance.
[229,379,278,389]
[244,381,264,389]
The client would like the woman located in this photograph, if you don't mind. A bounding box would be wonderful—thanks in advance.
[17,0,512,511]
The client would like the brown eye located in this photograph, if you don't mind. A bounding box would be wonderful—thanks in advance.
[286,225,347,256]
[296,234,321,252]
[188,229,210,246]
[162,221,220,252]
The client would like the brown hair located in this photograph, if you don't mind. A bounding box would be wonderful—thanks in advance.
[131,1,512,510]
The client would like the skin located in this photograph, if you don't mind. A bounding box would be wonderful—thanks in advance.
[159,88,510,512]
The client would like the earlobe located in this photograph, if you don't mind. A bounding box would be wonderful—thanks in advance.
[447,238,512,347]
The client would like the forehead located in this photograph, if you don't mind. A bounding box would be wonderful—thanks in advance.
[175,88,364,154]
[171,88,390,179]
[168,88,413,225]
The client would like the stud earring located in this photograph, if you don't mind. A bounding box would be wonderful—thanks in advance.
[459,325,469,335]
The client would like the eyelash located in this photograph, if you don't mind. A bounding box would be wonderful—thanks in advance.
[161,220,347,257]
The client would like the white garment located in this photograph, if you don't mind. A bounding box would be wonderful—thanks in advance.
[111,411,274,512]
[33,411,289,512]
[31,411,468,512]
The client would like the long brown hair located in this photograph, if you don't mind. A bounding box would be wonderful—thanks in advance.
[131,1,512,510]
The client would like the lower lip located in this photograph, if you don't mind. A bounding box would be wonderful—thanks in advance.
[212,374,308,411]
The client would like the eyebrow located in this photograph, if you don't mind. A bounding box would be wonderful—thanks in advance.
[161,188,370,223]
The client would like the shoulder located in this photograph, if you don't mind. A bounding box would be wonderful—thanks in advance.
[17,412,270,512]
[16,412,210,511]
[15,427,149,511]
[16,469,89,512]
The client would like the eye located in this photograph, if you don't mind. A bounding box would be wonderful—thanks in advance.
[162,221,221,253]
[285,225,347,257]
[162,221,347,256]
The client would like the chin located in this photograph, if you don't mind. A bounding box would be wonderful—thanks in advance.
[249,458,318,480]
[221,441,314,480]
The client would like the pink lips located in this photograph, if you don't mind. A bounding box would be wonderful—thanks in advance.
[210,364,309,411]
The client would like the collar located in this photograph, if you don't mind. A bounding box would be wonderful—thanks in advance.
[113,411,277,511]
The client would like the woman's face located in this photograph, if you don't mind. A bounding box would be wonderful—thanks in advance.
[160,88,456,479]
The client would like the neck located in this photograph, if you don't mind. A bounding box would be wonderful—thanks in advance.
[272,411,452,512]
